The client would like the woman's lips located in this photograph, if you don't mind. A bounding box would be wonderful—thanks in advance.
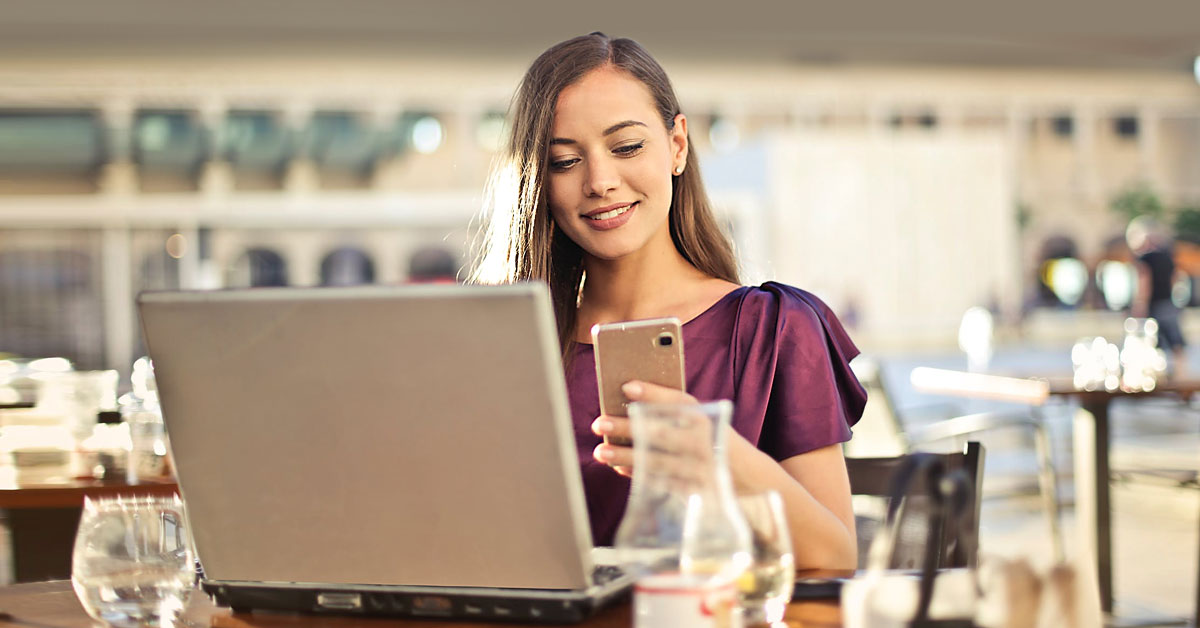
[583,202,637,231]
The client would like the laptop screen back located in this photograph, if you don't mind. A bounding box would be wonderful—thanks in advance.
[139,284,594,590]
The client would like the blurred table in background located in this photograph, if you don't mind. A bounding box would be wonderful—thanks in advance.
[0,472,177,583]
[1042,376,1200,627]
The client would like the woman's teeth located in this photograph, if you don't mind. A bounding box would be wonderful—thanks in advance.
[589,203,633,220]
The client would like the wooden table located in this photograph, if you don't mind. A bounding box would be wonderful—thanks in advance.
[0,474,178,582]
[0,580,844,628]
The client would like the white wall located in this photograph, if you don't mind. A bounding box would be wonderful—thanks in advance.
[764,131,1017,350]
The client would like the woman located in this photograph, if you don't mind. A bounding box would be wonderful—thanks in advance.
[473,33,866,570]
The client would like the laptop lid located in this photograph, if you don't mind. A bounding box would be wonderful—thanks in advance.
[138,283,595,590]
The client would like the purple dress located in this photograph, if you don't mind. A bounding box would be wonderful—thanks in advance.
[565,282,868,545]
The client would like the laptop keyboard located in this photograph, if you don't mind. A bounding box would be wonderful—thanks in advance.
[591,564,627,586]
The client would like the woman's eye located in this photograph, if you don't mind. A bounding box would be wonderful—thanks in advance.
[549,157,579,171]
[614,142,645,156]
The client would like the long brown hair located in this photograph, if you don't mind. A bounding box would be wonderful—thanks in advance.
[471,32,739,356]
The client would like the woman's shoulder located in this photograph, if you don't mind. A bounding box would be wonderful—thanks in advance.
[686,281,852,351]
[731,282,859,358]
[732,282,836,325]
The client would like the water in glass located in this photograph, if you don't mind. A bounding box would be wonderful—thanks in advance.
[71,495,195,627]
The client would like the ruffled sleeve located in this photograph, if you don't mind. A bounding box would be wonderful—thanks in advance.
[730,282,867,460]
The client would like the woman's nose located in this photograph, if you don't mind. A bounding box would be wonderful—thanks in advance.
[583,159,619,197]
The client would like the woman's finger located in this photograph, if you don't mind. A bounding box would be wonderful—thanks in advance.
[621,380,698,404]
[593,443,634,468]
[591,415,632,442]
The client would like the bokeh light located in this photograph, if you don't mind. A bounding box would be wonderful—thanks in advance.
[1096,260,1134,310]
[165,233,186,259]
[1040,258,1088,306]
[708,116,740,152]
[411,116,443,154]
[1172,274,1192,307]
[475,112,506,152]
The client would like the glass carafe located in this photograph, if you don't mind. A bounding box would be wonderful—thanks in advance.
[615,400,752,585]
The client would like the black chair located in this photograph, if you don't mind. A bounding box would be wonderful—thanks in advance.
[846,441,984,570]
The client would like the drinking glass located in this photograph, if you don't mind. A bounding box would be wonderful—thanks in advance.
[736,491,795,626]
[71,495,195,627]
[36,370,119,438]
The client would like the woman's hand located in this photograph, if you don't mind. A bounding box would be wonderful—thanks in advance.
[591,415,633,476]
[593,380,856,568]
[591,381,699,476]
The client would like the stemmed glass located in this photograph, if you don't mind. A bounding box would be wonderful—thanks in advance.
[71,495,195,627]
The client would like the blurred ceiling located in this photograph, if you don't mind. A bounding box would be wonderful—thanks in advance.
[3,0,1199,74]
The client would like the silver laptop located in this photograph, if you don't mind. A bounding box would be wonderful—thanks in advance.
[138,283,632,623]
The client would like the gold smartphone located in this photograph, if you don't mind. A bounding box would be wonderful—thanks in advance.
[592,317,686,446]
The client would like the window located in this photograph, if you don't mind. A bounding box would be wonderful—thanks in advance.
[230,248,288,287]
[1113,116,1139,139]
[1051,115,1074,138]
[134,110,207,172]
[306,111,376,175]
[223,111,290,173]
[407,246,458,283]
[0,230,105,368]
[885,110,937,130]
[0,110,104,173]
[320,248,375,286]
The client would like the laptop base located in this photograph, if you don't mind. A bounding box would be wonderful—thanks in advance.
[204,579,632,624]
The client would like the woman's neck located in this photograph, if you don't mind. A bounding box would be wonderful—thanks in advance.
[575,231,733,340]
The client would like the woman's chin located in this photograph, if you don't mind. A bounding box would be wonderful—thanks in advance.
[582,242,642,263]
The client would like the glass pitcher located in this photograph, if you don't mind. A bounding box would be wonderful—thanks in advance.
[615,400,752,586]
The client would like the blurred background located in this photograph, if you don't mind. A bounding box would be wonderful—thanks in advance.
[1,0,1198,374]
[0,0,1199,616]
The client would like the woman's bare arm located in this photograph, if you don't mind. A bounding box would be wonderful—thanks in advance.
[592,381,857,570]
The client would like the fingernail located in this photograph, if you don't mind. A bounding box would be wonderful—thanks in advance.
[622,381,643,397]
[592,418,613,434]
[594,445,614,462]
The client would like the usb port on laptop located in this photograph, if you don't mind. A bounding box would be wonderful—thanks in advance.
[316,592,362,610]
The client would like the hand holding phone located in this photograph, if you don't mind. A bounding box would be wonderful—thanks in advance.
[592,317,686,447]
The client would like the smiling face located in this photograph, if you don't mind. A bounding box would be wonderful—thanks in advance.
[546,65,688,263]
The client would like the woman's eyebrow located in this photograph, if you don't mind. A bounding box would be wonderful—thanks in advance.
[602,120,647,135]
[549,120,648,146]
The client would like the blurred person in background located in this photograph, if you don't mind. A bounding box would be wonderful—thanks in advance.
[472,32,866,569]
[1127,216,1188,376]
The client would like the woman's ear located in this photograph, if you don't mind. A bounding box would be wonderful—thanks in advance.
[670,113,689,171]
